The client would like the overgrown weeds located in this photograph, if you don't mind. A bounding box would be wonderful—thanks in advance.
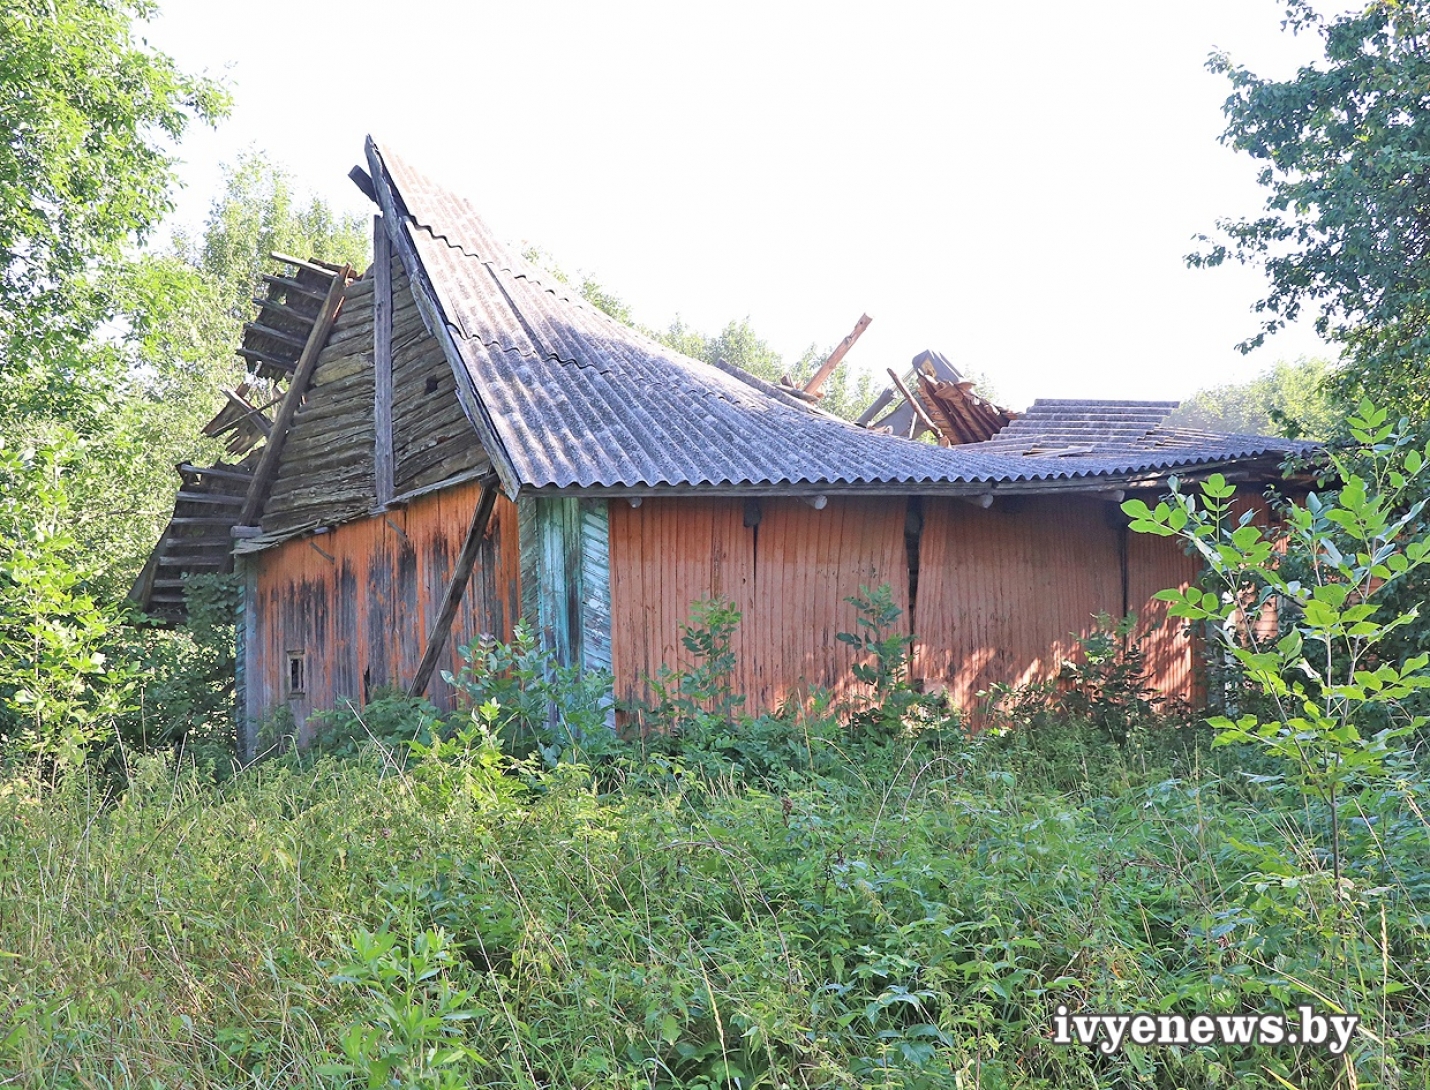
[3,705,1428,1086]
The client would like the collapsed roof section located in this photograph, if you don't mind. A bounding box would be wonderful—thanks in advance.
[364,137,1312,495]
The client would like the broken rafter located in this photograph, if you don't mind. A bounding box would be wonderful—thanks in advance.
[803,313,872,397]
[236,347,297,373]
[270,251,346,278]
[250,295,319,325]
[243,321,309,352]
[262,274,328,301]
[887,368,942,442]
[407,478,499,698]
[176,462,254,483]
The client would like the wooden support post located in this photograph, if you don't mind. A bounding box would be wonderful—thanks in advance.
[804,313,872,397]
[237,267,352,527]
[373,216,395,505]
[407,478,499,698]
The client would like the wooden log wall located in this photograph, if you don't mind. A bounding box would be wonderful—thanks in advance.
[608,496,909,715]
[263,260,488,536]
[263,276,378,535]
[248,479,520,740]
[388,258,489,494]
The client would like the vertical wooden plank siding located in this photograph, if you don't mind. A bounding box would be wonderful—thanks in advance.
[517,496,585,666]
[248,480,519,740]
[1125,528,1203,703]
[913,496,1124,711]
[580,500,612,673]
[607,496,908,713]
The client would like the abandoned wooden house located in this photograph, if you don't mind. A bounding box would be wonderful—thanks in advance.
[131,139,1309,758]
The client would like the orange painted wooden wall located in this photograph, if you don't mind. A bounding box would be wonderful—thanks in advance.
[247,479,519,740]
[914,496,1203,713]
[608,496,909,714]
[609,492,1207,717]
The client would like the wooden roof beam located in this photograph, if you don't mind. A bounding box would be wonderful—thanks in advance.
[261,274,328,301]
[243,321,310,352]
[250,295,319,326]
[887,368,942,442]
[236,347,296,373]
[270,251,346,278]
[803,313,872,397]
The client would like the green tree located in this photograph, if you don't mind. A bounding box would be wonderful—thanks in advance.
[1190,0,1430,419]
[0,0,228,421]
[521,247,880,422]
[9,154,372,595]
[180,150,369,324]
[1167,357,1338,439]
[657,318,877,422]
[0,439,135,768]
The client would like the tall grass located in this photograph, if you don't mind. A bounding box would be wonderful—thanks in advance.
[3,720,1428,1088]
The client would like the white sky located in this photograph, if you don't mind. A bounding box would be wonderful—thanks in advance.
[143,0,1346,410]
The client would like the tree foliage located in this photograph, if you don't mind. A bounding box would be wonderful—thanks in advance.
[520,248,878,422]
[0,0,228,419]
[1167,356,1338,439]
[177,150,370,324]
[1190,0,1430,418]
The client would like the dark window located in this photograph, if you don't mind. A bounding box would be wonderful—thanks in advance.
[287,652,305,695]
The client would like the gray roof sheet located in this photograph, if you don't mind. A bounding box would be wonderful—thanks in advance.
[368,140,1312,494]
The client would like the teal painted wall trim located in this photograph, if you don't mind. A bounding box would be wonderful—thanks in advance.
[579,499,611,673]
[517,495,612,678]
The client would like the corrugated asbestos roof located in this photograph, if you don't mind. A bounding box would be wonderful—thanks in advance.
[368,140,1312,493]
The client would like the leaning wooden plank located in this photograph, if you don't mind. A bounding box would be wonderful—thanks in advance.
[407,478,499,698]
[210,389,275,438]
[373,215,395,505]
[238,268,353,527]
[856,385,896,427]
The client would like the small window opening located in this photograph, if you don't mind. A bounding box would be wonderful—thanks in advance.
[287,651,306,696]
[424,376,440,394]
